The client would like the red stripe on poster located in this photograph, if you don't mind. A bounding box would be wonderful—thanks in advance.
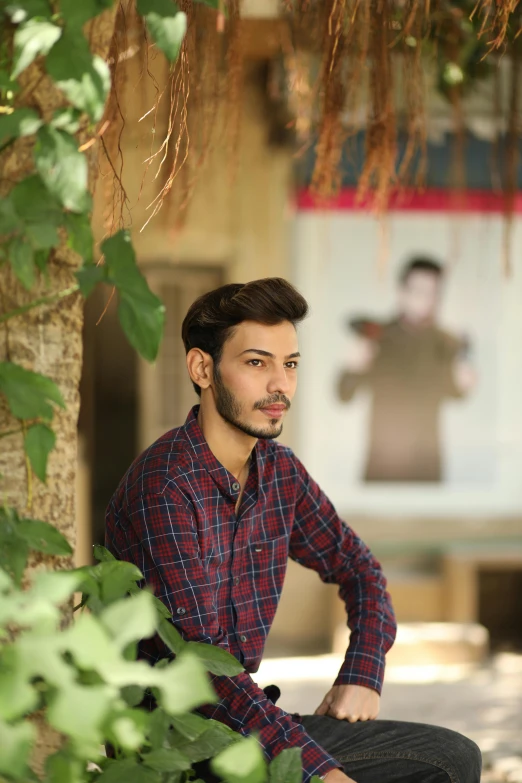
[296,188,522,213]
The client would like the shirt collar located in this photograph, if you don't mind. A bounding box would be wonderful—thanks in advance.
[182,405,266,501]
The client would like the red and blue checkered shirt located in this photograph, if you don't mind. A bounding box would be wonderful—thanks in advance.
[105,406,396,781]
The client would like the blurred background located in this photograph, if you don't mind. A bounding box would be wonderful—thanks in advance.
[75,2,522,780]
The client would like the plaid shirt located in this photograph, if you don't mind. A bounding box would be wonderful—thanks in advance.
[106,406,396,781]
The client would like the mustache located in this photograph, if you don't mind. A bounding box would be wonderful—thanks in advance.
[253,395,291,411]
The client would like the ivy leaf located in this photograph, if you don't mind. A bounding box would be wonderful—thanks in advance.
[181,722,236,763]
[9,236,35,290]
[93,544,117,563]
[34,126,90,213]
[76,263,105,297]
[148,708,171,749]
[17,517,72,556]
[3,0,52,24]
[211,736,266,783]
[102,230,165,362]
[0,361,65,420]
[169,712,211,741]
[121,684,144,708]
[59,0,114,29]
[157,616,185,656]
[0,719,36,779]
[45,751,84,783]
[141,749,192,773]
[137,0,187,63]
[46,28,111,122]
[100,590,157,651]
[12,19,61,78]
[0,108,42,146]
[0,197,22,234]
[47,682,115,749]
[97,760,161,783]
[0,506,29,585]
[24,422,56,482]
[188,642,244,677]
[269,748,302,783]
[64,212,94,263]
[50,106,83,134]
[11,174,64,230]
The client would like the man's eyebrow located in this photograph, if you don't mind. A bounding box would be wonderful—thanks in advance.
[239,349,301,360]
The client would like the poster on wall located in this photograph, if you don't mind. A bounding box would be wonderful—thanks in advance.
[292,208,522,517]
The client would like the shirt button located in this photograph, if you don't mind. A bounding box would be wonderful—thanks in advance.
[234,577,240,585]
[232,482,240,492]
[240,634,247,643]
[176,607,186,616]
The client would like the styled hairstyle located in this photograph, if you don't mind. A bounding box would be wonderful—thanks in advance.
[400,257,444,285]
[181,277,309,395]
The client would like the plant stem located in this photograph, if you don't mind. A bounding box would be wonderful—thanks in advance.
[0,285,80,324]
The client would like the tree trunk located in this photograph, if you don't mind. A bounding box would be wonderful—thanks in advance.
[0,6,119,775]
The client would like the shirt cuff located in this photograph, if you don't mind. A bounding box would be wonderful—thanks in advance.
[333,645,386,695]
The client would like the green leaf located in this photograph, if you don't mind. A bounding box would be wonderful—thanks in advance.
[46,29,111,122]
[50,106,83,134]
[155,651,214,715]
[109,708,149,750]
[11,174,64,228]
[9,236,35,290]
[34,126,90,213]
[269,748,302,783]
[98,760,161,783]
[17,517,72,556]
[47,683,115,750]
[102,230,165,362]
[189,642,244,677]
[148,708,171,749]
[24,422,56,482]
[0,507,29,585]
[0,361,65,420]
[93,544,117,563]
[169,712,210,741]
[211,736,266,783]
[12,19,61,78]
[193,0,219,7]
[45,751,84,783]
[0,719,36,778]
[59,0,114,28]
[27,221,60,250]
[0,108,42,146]
[157,616,185,656]
[0,196,22,234]
[3,0,52,24]
[76,263,105,297]
[137,0,187,63]
[121,684,144,707]
[31,570,79,602]
[100,590,157,651]
[181,722,236,763]
[64,212,94,263]
[97,560,143,603]
[0,647,38,721]
[141,749,191,773]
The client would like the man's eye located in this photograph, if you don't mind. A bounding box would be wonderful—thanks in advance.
[286,362,299,369]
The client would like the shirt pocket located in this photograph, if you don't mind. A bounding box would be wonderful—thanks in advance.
[248,534,289,599]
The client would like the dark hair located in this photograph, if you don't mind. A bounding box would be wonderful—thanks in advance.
[400,257,444,284]
[181,277,309,396]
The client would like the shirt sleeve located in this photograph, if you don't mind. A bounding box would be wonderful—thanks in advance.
[289,455,397,694]
[114,491,342,782]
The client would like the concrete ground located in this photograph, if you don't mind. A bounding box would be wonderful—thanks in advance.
[256,652,522,782]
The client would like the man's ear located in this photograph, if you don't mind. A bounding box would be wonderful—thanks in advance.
[187,348,213,392]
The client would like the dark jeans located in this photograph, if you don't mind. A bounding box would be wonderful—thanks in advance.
[301,715,482,783]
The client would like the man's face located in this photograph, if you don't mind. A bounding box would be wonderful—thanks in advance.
[212,320,299,440]
[398,270,442,325]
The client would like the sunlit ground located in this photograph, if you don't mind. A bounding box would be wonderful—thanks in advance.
[257,651,522,782]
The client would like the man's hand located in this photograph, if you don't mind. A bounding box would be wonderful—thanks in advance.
[315,684,380,722]
[324,768,358,783]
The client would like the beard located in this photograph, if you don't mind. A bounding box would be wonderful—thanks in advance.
[213,368,290,440]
